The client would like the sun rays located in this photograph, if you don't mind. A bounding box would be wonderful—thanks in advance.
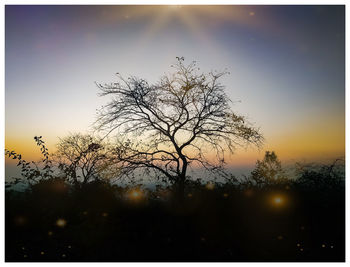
[97,6,258,52]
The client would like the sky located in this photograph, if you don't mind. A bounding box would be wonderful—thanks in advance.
[5,5,345,178]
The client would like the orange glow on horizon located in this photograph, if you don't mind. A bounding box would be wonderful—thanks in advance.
[5,132,344,170]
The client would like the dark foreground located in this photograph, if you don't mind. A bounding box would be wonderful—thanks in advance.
[5,179,345,262]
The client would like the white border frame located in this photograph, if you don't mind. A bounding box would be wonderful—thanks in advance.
[1,1,347,266]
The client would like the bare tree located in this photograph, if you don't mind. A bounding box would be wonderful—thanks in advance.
[95,57,263,197]
[55,133,117,186]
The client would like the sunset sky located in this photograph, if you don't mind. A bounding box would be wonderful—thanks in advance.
[5,5,345,177]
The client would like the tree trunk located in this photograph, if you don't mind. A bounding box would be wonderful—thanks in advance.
[174,175,186,205]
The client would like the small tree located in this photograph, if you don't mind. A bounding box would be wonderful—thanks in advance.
[243,151,288,188]
[95,57,263,197]
[55,133,116,186]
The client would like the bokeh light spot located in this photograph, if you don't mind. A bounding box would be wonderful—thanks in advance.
[205,182,215,190]
[244,189,254,197]
[274,197,282,204]
[14,215,27,226]
[128,188,144,201]
[270,194,287,208]
[56,218,67,228]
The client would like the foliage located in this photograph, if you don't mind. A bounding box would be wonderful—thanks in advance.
[293,159,345,192]
[241,151,288,188]
[5,136,54,188]
[5,134,119,190]
[5,174,345,261]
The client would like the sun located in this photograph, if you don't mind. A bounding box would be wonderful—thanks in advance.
[137,6,206,46]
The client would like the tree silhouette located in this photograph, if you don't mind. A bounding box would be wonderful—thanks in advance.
[294,158,345,192]
[5,136,54,187]
[95,57,263,197]
[55,133,117,186]
[242,151,288,188]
